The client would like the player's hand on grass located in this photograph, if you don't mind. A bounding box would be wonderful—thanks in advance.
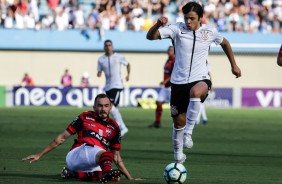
[22,154,41,163]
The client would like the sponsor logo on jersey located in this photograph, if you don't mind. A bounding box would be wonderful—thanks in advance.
[86,116,95,121]
[99,129,103,136]
[170,105,178,116]
[89,131,110,146]
[71,116,79,125]
[87,123,95,127]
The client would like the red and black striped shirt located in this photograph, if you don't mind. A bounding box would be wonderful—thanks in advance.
[66,111,121,151]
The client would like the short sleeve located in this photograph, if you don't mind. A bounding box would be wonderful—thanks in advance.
[213,28,224,45]
[97,57,102,72]
[159,23,179,40]
[66,115,83,134]
[119,54,129,66]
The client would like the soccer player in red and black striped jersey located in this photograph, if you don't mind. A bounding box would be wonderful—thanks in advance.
[277,44,282,67]
[22,94,134,182]
[149,46,175,128]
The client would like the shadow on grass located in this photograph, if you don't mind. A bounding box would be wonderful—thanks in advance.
[0,172,157,183]
[0,172,79,182]
[124,148,282,160]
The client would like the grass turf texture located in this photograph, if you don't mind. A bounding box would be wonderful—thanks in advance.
[0,107,282,184]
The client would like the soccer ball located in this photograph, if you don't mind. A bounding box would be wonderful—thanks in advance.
[163,163,187,184]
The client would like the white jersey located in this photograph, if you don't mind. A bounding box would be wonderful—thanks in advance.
[159,23,223,84]
[97,53,129,91]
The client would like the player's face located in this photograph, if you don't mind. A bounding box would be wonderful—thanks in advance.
[184,11,201,31]
[94,97,112,120]
[104,42,113,55]
[168,47,174,57]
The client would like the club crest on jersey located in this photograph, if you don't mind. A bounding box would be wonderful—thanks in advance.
[106,128,112,136]
[200,30,211,41]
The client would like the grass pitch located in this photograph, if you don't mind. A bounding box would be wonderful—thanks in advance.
[0,107,282,184]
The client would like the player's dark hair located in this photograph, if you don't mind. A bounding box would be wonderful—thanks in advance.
[182,1,204,19]
[104,39,112,46]
[167,46,174,54]
[94,93,111,105]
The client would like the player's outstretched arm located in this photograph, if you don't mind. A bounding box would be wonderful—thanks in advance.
[146,16,168,40]
[125,63,131,81]
[22,130,71,163]
[112,150,134,180]
[220,38,242,78]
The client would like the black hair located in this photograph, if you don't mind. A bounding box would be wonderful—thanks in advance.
[104,39,112,46]
[182,1,204,18]
[167,46,174,53]
[94,93,111,105]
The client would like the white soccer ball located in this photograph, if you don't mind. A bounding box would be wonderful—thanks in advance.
[163,163,187,184]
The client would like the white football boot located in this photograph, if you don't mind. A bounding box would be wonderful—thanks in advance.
[175,153,187,164]
[183,134,193,148]
[121,127,128,137]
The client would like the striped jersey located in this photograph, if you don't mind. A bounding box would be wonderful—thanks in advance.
[159,23,223,84]
[164,56,175,88]
[66,111,121,151]
[97,53,129,91]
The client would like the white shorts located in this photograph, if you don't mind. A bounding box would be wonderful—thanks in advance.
[66,144,103,172]
[157,86,171,103]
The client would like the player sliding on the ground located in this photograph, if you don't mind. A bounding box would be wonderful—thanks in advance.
[22,93,138,183]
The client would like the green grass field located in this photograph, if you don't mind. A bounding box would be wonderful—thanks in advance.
[0,107,282,184]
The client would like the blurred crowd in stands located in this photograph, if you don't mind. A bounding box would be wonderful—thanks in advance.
[0,0,281,33]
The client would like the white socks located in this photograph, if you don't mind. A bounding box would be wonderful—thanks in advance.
[200,103,207,121]
[196,103,207,124]
[111,105,127,130]
[184,98,201,135]
[173,126,185,161]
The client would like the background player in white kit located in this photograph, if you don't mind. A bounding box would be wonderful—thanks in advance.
[97,40,130,136]
[146,1,241,163]
[196,60,212,125]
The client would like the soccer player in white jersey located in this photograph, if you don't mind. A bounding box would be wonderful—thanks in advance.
[146,2,241,164]
[97,40,131,136]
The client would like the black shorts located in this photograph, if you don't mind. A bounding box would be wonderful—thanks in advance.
[105,88,123,106]
[170,80,212,117]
